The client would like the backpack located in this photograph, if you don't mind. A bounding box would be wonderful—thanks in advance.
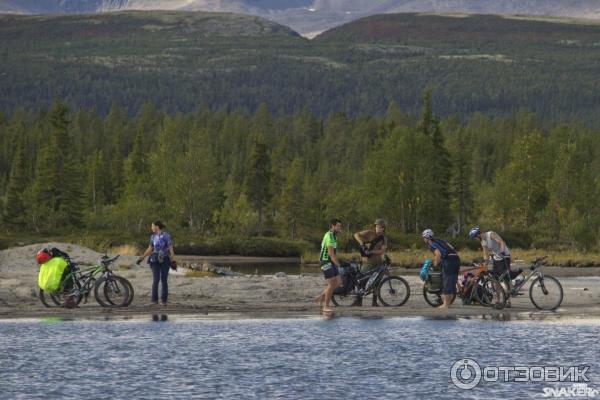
[419,259,433,281]
[431,239,458,259]
[38,257,69,291]
[333,262,358,295]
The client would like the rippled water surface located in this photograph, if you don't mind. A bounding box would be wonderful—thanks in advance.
[1,316,599,399]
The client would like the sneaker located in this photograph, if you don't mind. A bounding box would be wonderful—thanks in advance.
[161,301,168,307]
[149,301,159,307]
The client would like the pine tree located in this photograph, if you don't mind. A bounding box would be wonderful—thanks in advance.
[28,140,58,230]
[86,151,109,214]
[417,91,452,232]
[48,100,84,226]
[245,133,272,233]
[279,158,304,240]
[3,134,28,225]
[417,90,433,136]
[449,127,474,234]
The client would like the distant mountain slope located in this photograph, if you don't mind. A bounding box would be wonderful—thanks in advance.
[315,12,600,44]
[1,0,600,36]
[1,12,600,123]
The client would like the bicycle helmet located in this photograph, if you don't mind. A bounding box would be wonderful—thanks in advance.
[468,226,481,239]
[421,229,434,239]
[36,248,52,264]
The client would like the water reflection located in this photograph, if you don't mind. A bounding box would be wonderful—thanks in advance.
[40,316,71,323]
[424,312,598,322]
[151,314,169,322]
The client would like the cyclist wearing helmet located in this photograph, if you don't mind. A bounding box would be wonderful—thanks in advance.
[352,218,388,307]
[422,229,460,309]
[468,227,516,279]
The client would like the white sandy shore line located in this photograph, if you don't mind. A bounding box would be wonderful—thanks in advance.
[0,243,599,319]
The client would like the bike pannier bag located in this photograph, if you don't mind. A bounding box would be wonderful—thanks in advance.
[38,257,69,291]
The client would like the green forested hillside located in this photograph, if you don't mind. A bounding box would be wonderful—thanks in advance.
[1,12,600,122]
[2,11,600,252]
[1,96,599,251]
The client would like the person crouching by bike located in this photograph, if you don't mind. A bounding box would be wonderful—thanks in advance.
[315,218,343,313]
[137,220,177,307]
[352,218,388,307]
[421,229,461,309]
[468,226,520,306]
[468,226,519,279]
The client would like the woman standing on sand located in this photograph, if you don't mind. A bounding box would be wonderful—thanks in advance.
[137,221,177,306]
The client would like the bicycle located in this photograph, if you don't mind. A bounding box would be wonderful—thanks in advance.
[423,262,507,309]
[331,255,410,307]
[39,255,134,308]
[480,256,563,310]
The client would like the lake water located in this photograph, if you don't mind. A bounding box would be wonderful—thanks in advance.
[219,262,310,275]
[1,315,599,399]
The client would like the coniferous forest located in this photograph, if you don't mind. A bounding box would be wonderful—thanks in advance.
[1,95,599,253]
[2,11,600,253]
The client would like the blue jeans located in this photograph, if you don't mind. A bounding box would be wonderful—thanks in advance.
[150,261,170,303]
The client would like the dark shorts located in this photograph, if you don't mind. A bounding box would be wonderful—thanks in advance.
[442,271,458,294]
[442,255,460,295]
[321,263,340,279]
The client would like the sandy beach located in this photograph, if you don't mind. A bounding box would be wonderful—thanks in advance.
[1,243,599,320]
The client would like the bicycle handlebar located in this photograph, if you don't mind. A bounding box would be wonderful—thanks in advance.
[99,254,120,266]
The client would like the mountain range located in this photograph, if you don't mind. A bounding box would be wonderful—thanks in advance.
[1,0,600,36]
[1,11,599,122]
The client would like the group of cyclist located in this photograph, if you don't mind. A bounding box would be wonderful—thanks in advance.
[316,218,518,311]
[37,216,517,311]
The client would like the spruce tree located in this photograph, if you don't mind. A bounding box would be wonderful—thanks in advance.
[3,134,28,225]
[279,158,304,240]
[245,133,272,233]
[417,91,452,232]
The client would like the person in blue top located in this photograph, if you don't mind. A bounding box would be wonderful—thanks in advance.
[421,229,461,309]
[137,220,177,306]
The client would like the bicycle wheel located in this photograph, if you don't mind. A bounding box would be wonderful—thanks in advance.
[120,277,134,306]
[423,284,443,308]
[377,276,410,307]
[50,288,83,308]
[331,290,357,307]
[106,276,134,307]
[529,275,563,310]
[94,276,130,308]
[476,276,507,309]
[39,289,54,307]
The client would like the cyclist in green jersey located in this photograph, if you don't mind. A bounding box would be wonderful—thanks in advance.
[315,218,343,312]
